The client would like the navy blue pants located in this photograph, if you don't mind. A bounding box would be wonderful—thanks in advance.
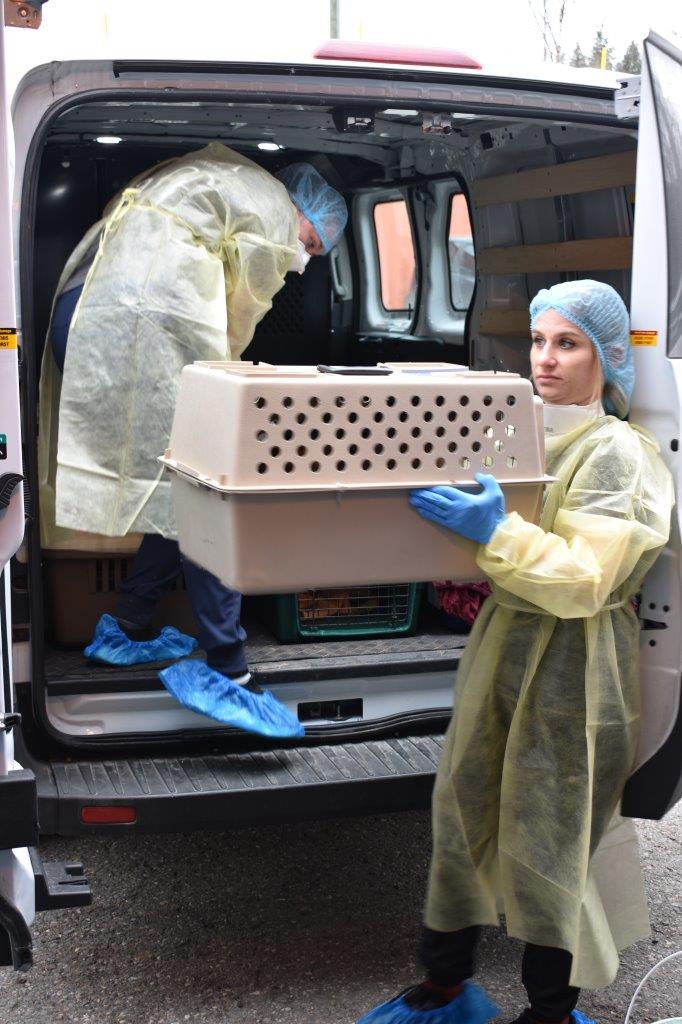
[116,535,248,678]
[51,285,82,373]
[50,288,248,679]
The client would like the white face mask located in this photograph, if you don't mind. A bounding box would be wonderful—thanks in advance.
[289,238,311,275]
[543,398,604,437]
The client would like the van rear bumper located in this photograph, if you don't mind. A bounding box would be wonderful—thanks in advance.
[22,733,445,836]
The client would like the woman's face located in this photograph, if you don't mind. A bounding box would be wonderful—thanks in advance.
[530,309,601,406]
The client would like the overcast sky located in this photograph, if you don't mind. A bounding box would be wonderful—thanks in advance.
[5,0,680,100]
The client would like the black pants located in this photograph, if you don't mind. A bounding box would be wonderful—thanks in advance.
[421,926,580,1022]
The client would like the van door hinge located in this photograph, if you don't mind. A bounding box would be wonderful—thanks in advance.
[3,0,46,29]
[1,712,21,732]
[615,77,640,120]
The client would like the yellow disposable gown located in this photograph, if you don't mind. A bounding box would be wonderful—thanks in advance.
[38,143,298,543]
[424,415,674,989]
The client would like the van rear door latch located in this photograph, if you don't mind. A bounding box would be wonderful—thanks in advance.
[615,77,640,120]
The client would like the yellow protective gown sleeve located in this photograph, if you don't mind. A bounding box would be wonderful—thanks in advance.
[424,415,674,990]
[40,143,298,541]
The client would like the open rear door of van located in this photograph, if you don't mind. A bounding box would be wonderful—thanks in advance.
[0,3,89,971]
[622,30,682,819]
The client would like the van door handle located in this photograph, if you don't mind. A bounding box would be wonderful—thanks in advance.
[330,249,347,298]
[0,474,23,511]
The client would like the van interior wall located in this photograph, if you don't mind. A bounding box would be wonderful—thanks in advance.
[454,123,637,377]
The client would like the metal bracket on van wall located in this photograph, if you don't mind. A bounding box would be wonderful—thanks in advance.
[3,0,47,28]
[615,77,641,120]
[332,109,374,134]
[422,113,453,135]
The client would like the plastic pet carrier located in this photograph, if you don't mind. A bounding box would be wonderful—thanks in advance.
[160,362,549,594]
[259,583,422,642]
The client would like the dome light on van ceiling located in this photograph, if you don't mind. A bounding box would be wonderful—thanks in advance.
[258,142,283,151]
[314,40,482,70]
[96,135,122,145]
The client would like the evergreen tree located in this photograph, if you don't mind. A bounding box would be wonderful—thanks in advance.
[589,29,615,70]
[570,43,587,67]
[617,41,642,74]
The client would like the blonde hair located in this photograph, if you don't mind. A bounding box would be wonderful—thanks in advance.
[586,354,605,407]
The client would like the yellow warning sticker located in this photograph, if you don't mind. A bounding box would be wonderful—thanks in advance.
[0,328,18,350]
[630,330,658,347]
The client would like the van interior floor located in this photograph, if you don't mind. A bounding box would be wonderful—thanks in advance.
[43,605,469,696]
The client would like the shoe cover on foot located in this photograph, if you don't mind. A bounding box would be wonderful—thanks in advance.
[84,613,198,666]
[159,659,305,738]
[356,981,499,1024]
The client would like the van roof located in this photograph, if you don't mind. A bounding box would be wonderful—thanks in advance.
[14,53,631,102]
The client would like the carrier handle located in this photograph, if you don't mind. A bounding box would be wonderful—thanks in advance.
[316,365,393,375]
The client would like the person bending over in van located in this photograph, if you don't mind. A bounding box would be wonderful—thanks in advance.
[37,145,347,739]
[355,281,674,1024]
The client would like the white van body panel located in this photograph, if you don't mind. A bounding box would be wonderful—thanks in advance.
[0,16,35,938]
[628,33,682,785]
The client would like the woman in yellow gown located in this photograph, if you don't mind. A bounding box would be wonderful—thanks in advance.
[357,280,674,1024]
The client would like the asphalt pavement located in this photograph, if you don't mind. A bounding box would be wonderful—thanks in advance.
[0,802,679,1024]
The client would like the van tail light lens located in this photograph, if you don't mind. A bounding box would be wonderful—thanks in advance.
[81,805,137,825]
[313,40,482,70]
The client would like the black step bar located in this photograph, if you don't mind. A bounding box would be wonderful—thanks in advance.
[36,734,446,835]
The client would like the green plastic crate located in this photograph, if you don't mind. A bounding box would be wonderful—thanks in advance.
[258,583,423,642]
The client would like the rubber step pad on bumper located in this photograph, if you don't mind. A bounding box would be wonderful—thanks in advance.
[41,734,445,834]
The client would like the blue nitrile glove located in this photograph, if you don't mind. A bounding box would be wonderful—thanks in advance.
[409,473,506,544]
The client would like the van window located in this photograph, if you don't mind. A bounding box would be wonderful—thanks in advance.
[448,194,475,311]
[374,199,417,313]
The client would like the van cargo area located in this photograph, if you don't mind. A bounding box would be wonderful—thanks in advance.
[12,62,636,788]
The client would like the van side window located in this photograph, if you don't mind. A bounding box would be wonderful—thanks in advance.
[374,199,417,313]
[448,194,475,311]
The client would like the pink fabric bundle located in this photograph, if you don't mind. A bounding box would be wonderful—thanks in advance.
[432,580,491,625]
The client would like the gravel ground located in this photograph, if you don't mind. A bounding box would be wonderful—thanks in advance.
[0,803,679,1024]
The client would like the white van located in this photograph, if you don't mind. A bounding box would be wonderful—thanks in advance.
[0,7,680,966]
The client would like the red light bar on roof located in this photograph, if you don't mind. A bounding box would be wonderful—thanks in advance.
[314,40,482,70]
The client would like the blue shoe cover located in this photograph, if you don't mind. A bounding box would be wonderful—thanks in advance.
[84,613,198,666]
[572,1013,598,1024]
[159,659,305,738]
[355,981,499,1024]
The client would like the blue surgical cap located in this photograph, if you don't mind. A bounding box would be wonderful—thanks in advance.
[276,163,348,254]
[529,279,634,419]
